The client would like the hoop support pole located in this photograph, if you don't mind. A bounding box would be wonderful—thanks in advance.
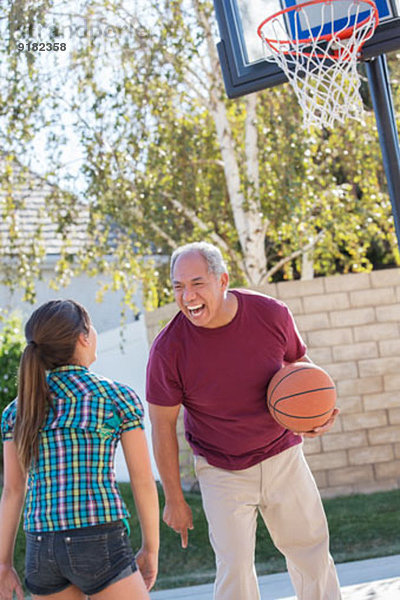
[366,53,400,251]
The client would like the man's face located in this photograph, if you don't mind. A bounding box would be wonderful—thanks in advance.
[172,251,229,328]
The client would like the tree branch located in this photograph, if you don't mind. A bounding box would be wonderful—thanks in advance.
[166,194,245,271]
[148,221,178,250]
[261,230,325,284]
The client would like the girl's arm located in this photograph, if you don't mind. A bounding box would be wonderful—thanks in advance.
[121,428,159,591]
[0,441,26,600]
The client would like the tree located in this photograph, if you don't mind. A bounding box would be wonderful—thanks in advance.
[0,0,399,308]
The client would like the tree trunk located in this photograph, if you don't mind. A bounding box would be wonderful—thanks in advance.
[195,0,268,285]
[301,246,315,280]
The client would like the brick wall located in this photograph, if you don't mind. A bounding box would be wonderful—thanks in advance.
[145,268,400,498]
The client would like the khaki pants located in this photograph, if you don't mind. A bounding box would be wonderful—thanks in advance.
[195,445,342,600]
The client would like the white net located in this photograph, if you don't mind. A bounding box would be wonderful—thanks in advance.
[258,0,379,129]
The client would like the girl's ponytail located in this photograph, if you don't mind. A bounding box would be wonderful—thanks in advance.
[13,299,90,471]
[14,343,49,470]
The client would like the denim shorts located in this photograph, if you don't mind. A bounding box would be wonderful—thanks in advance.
[25,520,137,596]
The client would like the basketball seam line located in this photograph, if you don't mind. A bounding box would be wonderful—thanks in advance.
[271,386,336,404]
[268,366,320,399]
[271,407,334,419]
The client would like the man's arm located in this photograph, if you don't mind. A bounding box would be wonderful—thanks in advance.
[148,403,193,548]
[293,353,312,364]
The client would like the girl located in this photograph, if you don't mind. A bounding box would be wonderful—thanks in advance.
[0,299,159,600]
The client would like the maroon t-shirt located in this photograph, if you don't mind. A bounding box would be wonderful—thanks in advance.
[146,289,306,470]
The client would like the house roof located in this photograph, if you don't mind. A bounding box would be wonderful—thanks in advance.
[0,157,89,257]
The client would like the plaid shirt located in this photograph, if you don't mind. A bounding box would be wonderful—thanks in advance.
[1,365,144,532]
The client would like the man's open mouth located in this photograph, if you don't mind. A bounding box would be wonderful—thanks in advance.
[187,304,205,317]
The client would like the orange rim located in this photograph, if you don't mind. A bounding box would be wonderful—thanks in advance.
[257,0,379,58]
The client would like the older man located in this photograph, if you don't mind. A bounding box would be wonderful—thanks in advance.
[146,241,341,600]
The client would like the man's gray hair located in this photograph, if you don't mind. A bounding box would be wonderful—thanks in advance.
[170,242,228,280]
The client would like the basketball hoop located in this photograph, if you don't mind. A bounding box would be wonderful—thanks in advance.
[257,0,379,129]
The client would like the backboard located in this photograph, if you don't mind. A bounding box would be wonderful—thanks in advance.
[214,0,400,97]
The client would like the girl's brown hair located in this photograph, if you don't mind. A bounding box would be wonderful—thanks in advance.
[14,299,91,470]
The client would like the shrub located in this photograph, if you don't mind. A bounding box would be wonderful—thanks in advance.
[0,312,25,468]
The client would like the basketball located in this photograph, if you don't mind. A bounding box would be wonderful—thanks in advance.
[267,362,336,432]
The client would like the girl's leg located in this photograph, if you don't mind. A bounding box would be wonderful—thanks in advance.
[31,571,149,600]
[90,570,149,600]
[32,585,86,600]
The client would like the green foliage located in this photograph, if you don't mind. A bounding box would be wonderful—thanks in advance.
[257,78,400,280]
[0,2,399,307]
[0,312,24,467]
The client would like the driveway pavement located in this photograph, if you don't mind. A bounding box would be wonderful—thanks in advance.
[150,554,400,599]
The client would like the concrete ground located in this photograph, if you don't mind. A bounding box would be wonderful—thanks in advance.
[150,554,400,599]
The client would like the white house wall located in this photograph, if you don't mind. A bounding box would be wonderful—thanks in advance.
[94,318,159,481]
[0,262,141,334]
[0,264,157,481]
